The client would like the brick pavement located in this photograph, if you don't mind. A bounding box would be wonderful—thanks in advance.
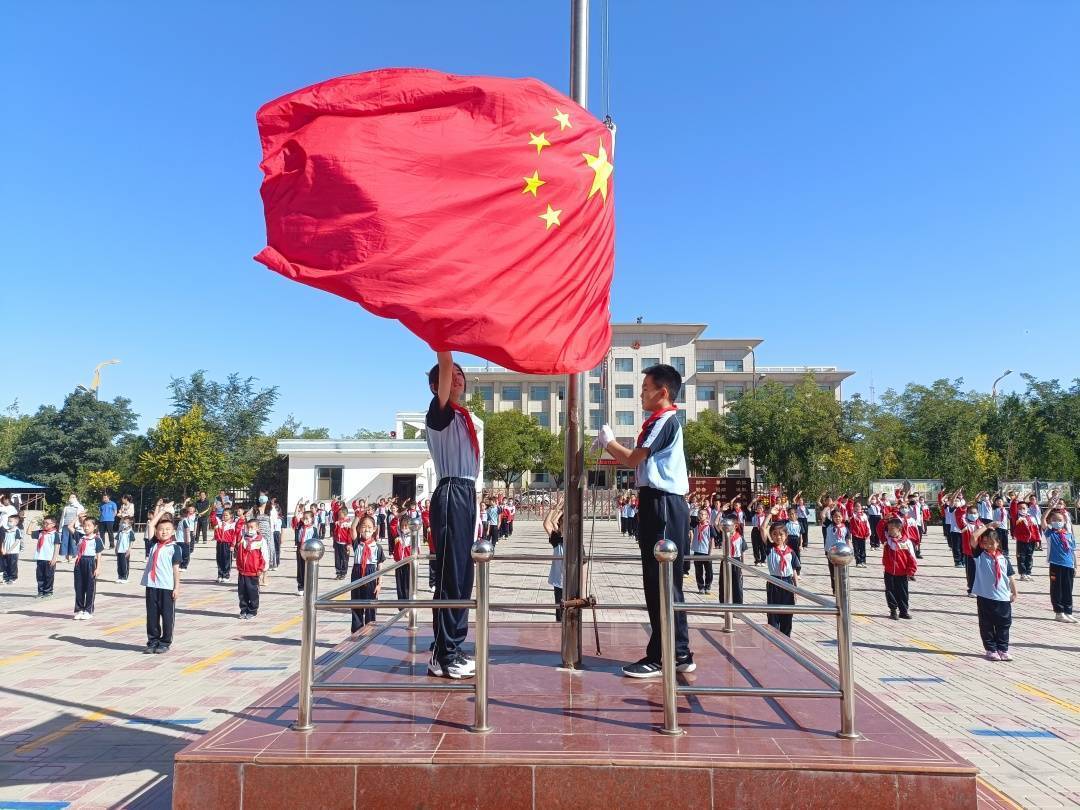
[0,521,1075,808]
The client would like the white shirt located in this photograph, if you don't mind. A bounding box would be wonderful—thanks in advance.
[35,530,58,561]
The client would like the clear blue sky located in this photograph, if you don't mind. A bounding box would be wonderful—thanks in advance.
[5,2,1079,434]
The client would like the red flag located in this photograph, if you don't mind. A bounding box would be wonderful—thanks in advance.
[255,68,614,375]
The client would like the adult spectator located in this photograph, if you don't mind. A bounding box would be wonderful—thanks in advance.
[0,495,16,524]
[99,493,118,548]
[118,494,135,526]
[194,490,211,545]
[59,494,83,561]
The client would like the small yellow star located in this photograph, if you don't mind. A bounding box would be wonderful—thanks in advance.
[582,139,614,202]
[538,204,562,230]
[528,131,551,155]
[522,170,546,197]
[553,108,572,131]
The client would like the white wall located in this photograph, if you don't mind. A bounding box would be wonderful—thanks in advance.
[285,450,436,508]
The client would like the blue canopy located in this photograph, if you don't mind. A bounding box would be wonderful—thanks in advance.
[0,474,46,490]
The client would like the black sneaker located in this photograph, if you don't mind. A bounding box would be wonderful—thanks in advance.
[153,644,169,654]
[889,610,898,620]
[675,653,696,673]
[622,658,662,679]
[427,651,446,678]
[453,652,476,674]
[143,642,159,654]
[899,612,912,620]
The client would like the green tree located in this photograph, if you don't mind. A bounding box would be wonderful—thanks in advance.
[344,428,391,440]
[537,428,602,488]
[139,405,227,499]
[84,470,121,496]
[0,400,32,471]
[483,410,549,490]
[466,390,487,420]
[683,410,740,476]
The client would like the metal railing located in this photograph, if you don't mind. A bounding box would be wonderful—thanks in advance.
[290,519,858,738]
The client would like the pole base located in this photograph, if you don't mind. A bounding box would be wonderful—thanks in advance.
[836,731,860,740]
[469,724,493,734]
[290,722,314,733]
[658,727,685,737]
[720,627,735,634]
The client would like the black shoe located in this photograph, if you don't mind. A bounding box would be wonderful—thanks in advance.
[622,658,662,679]
[144,642,159,654]
[889,610,898,620]
[153,644,169,654]
[675,653,696,673]
[899,612,912,620]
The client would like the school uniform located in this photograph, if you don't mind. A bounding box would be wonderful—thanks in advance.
[34,529,59,595]
[1046,528,1076,617]
[959,518,981,595]
[765,543,801,636]
[784,519,802,555]
[691,524,713,592]
[141,539,181,649]
[717,530,745,604]
[426,394,483,669]
[73,533,104,615]
[235,534,267,617]
[214,520,239,580]
[849,514,870,565]
[332,520,352,578]
[633,407,691,664]
[1011,514,1039,576]
[294,524,317,592]
[971,546,1015,653]
[627,500,638,537]
[548,531,564,621]
[946,502,965,567]
[882,537,917,617]
[390,517,412,599]
[350,539,386,632]
[867,503,882,547]
[505,502,516,536]
[115,526,135,582]
[992,507,1010,555]
[824,524,849,594]
[1,525,24,583]
[175,517,195,570]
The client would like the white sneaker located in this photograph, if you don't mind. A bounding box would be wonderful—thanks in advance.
[427,652,445,678]
[1055,613,1067,622]
[454,653,476,674]
[1067,615,1079,624]
[74,611,85,620]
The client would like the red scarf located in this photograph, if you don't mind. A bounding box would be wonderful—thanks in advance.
[730,532,741,557]
[773,543,792,575]
[449,401,480,461]
[637,406,678,446]
[37,530,53,554]
[359,539,378,568]
[75,534,96,564]
[1057,529,1071,553]
[988,549,1003,584]
[148,540,175,583]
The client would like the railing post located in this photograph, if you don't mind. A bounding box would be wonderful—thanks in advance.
[291,537,324,733]
[827,541,858,739]
[720,518,735,634]
[408,517,422,632]
[653,539,683,736]
[470,538,494,733]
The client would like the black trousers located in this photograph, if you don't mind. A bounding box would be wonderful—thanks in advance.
[965,555,976,593]
[799,518,809,548]
[820,521,831,545]
[196,517,209,544]
[553,586,563,621]
[976,596,1011,652]
[273,531,281,568]
[766,579,795,636]
[620,516,628,534]
[36,560,55,594]
[144,537,153,558]
[694,560,714,590]
[884,573,909,613]
[1,554,17,582]
[238,575,260,616]
[74,558,96,613]
[395,563,410,599]
[430,477,477,664]
[996,528,1009,555]
[295,545,305,590]
[717,562,743,604]
[145,587,175,646]
[100,520,115,547]
[116,552,130,580]
[853,538,866,565]
[1016,542,1035,576]
[216,543,233,578]
[178,540,190,570]
[1050,564,1074,615]
[351,563,378,632]
[333,543,350,577]
[637,487,691,662]
[868,515,880,546]
[750,527,766,563]
[948,532,963,566]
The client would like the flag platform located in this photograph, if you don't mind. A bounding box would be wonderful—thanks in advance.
[172,621,978,809]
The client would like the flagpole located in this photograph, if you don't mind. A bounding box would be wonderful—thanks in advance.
[560,0,589,670]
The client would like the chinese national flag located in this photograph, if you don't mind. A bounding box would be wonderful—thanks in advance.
[255,68,614,375]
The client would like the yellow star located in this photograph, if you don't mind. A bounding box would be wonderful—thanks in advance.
[528,131,551,155]
[538,204,562,230]
[522,170,546,197]
[553,108,572,130]
[582,139,614,202]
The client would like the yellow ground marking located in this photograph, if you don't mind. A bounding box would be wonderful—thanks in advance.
[102,617,145,636]
[908,638,957,659]
[180,648,235,675]
[270,616,302,634]
[0,650,42,668]
[852,613,872,625]
[15,709,109,754]
[1015,682,1080,715]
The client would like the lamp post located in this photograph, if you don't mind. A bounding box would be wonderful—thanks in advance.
[991,369,1012,401]
[747,346,757,394]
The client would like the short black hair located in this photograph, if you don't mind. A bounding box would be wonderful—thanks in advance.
[643,364,682,403]
[428,362,466,391]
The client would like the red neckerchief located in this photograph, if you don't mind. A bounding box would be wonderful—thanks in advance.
[148,539,175,583]
[730,532,741,557]
[637,406,677,446]
[773,543,792,574]
[75,534,97,564]
[987,549,1004,584]
[37,530,53,554]
[448,401,480,461]
[1057,529,1071,553]
[359,539,378,568]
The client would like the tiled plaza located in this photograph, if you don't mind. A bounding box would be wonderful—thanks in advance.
[0,521,1075,808]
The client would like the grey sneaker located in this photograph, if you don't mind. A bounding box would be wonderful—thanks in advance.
[427,652,445,678]
[622,658,662,679]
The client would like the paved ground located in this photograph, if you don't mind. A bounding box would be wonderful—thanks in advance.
[0,522,1075,808]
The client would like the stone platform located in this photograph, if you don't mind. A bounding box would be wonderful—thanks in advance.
[173,621,977,809]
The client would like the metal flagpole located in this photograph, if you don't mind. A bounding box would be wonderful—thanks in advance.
[560,0,589,670]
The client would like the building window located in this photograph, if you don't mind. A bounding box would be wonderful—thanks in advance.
[615,384,634,399]
[315,466,343,500]
[725,359,744,372]
[534,412,550,428]
[642,357,660,369]
[675,410,687,425]
[614,357,634,372]
[530,384,550,401]
[615,410,635,426]
[675,386,686,403]
[590,362,603,377]
[477,384,493,402]
[670,356,685,376]
[724,385,744,402]
[502,384,521,401]
[727,468,744,477]
[698,385,716,401]
[559,411,565,428]
[557,384,566,400]
[589,409,603,430]
[533,471,549,483]
[589,383,604,404]
[819,384,832,393]
[696,360,714,373]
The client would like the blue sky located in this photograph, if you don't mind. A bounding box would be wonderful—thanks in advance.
[5,2,1079,434]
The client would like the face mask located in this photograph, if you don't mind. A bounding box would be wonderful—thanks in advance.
[901,508,911,517]
[6,522,16,530]
[303,518,313,526]
[1019,509,1028,517]
[246,529,258,537]
[360,529,375,539]
[967,514,978,523]
[1051,521,1066,530]
[259,495,268,504]
[121,523,130,530]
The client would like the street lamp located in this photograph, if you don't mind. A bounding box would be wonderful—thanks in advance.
[746,345,757,394]
[991,369,1013,400]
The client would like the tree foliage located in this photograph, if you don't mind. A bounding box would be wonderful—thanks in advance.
[483,410,551,489]
[138,405,227,498]
[682,409,739,476]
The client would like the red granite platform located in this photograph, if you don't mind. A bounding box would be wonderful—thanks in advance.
[173,622,978,809]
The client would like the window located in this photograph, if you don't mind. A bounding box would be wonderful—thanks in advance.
[727,468,744,477]
[533,471,549,483]
[675,386,686,403]
[502,384,521,401]
[696,360,714,373]
[477,384,493,401]
[819,384,832,393]
[697,385,716,401]
[315,467,343,500]
[589,383,604,404]
[670,356,686,376]
[675,410,687,425]
[530,384,550,401]
[724,385,744,402]
[615,384,634,399]
[725,359,744,372]
[589,409,603,430]
[614,357,634,372]
[615,410,635,426]
[559,411,565,427]
[642,357,660,369]
[557,384,565,400]
[590,362,603,377]
[533,412,550,428]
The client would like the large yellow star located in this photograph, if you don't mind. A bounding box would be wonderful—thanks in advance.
[538,204,562,230]
[582,140,614,202]
[522,170,546,197]
[528,131,551,155]
[553,108,572,131]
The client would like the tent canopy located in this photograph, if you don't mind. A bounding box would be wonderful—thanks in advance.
[0,474,46,490]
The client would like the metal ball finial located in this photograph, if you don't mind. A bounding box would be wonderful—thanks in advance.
[827,542,854,567]
[653,538,679,563]
[300,537,325,562]
[471,539,495,562]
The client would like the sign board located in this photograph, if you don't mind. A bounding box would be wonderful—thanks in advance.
[688,476,752,504]
[997,481,1072,503]
[869,479,944,502]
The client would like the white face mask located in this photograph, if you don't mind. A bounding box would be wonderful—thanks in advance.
[246,529,258,537]
[121,523,130,530]
[1051,521,1066,530]
[6,522,16,530]
[303,518,313,526]
[360,529,375,539]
